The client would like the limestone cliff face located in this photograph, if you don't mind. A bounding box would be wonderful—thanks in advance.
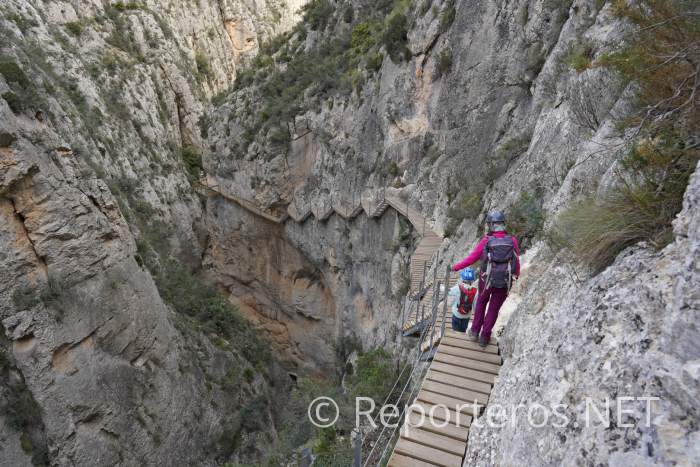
[1,0,697,464]
[207,0,698,463]
[206,0,626,368]
[204,194,414,371]
[0,0,304,465]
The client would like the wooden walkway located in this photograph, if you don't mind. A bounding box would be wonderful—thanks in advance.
[388,330,502,466]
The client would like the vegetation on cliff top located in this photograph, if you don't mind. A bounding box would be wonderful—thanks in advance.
[228,0,424,152]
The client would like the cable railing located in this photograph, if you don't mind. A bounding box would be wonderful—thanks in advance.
[357,264,452,467]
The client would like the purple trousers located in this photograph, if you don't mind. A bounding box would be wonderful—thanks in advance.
[470,279,508,341]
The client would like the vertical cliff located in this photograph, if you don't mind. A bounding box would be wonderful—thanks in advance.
[1,0,697,464]
[1,0,307,464]
[207,0,698,463]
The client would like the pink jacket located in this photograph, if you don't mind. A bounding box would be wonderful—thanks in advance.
[452,232,521,277]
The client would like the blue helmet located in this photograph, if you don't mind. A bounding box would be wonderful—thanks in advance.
[460,268,476,282]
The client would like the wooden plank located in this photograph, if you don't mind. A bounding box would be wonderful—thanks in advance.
[442,335,499,354]
[429,362,498,385]
[394,438,463,467]
[433,353,501,375]
[413,403,473,429]
[402,428,466,456]
[417,390,483,416]
[444,329,500,348]
[421,381,490,405]
[437,344,502,365]
[407,410,470,440]
[426,369,492,395]
[389,453,439,467]
[410,402,472,427]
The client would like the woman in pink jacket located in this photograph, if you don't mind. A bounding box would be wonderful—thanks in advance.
[451,211,520,347]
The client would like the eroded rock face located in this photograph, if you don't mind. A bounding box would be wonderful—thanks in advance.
[0,0,304,464]
[205,0,698,463]
[205,0,628,367]
[204,196,413,372]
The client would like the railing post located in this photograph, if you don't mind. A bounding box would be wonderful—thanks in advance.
[400,295,407,338]
[428,253,439,350]
[440,264,451,339]
[429,280,441,352]
[352,428,362,467]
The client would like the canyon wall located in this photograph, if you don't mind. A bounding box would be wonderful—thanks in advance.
[207,0,698,464]
[1,0,697,464]
[1,0,306,464]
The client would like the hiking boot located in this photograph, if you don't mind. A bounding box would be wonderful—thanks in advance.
[468,330,479,341]
[479,336,489,348]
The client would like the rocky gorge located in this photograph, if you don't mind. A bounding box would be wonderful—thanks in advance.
[1,0,698,465]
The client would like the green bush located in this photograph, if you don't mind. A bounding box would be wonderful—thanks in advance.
[382,12,409,62]
[444,191,483,237]
[347,349,400,403]
[435,48,452,78]
[351,22,379,52]
[564,42,593,73]
[268,126,290,145]
[7,13,38,33]
[65,21,85,37]
[507,191,545,250]
[366,52,384,72]
[302,0,334,31]
[548,0,700,274]
[439,0,456,32]
[155,258,271,365]
[113,1,145,10]
[549,135,697,273]
[12,285,40,309]
[195,51,211,79]
[105,15,137,55]
[2,91,23,114]
[0,59,30,87]
[39,274,65,308]
[181,144,202,181]
[343,5,354,23]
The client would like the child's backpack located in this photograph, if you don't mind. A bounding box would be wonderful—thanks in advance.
[457,284,477,315]
[481,235,517,290]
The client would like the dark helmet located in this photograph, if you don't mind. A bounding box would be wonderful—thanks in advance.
[486,211,506,223]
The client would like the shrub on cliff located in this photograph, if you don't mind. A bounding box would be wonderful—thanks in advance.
[181,144,203,181]
[439,0,456,32]
[435,48,453,78]
[302,0,334,31]
[507,191,545,250]
[195,51,211,80]
[382,12,409,62]
[549,0,699,273]
[550,135,697,273]
[156,258,271,366]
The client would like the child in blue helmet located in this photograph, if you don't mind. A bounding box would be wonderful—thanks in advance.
[447,268,478,332]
